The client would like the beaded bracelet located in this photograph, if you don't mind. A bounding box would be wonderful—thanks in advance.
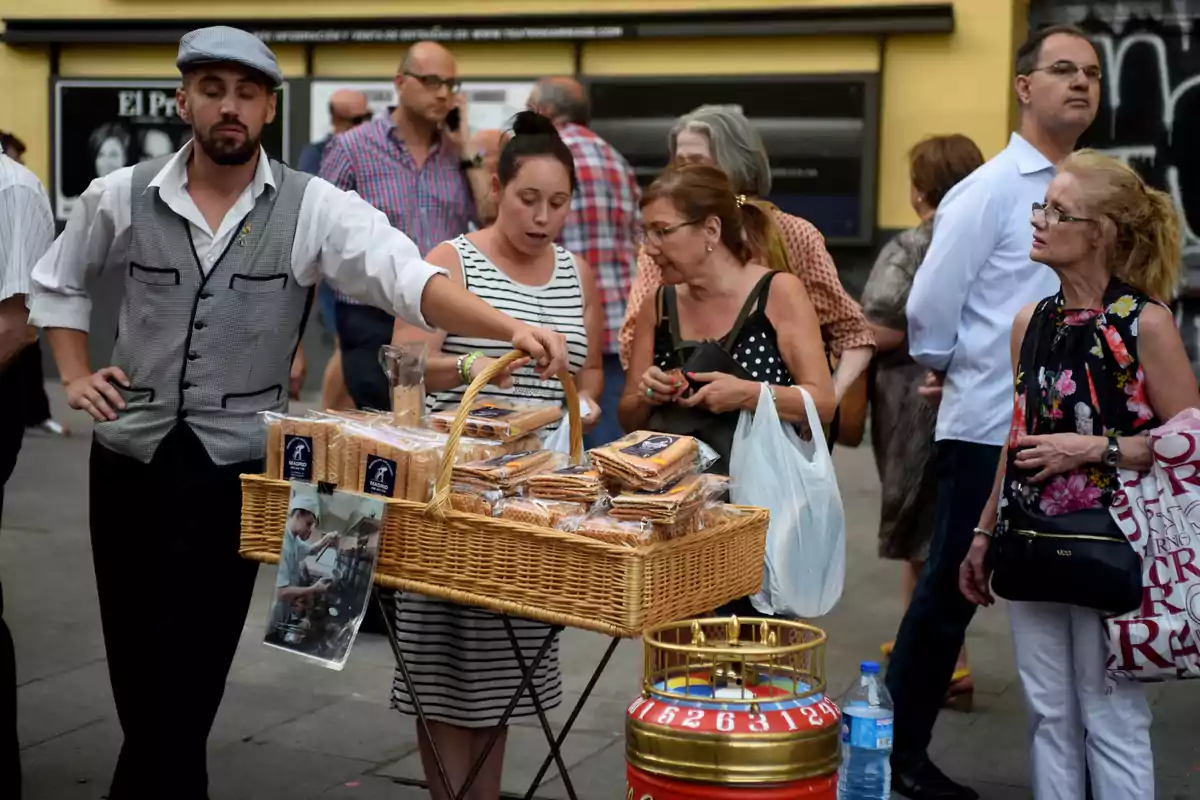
[460,351,484,385]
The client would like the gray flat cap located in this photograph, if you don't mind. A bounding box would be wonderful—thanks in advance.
[177,26,282,87]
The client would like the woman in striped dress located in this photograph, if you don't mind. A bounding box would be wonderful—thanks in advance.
[388,110,603,800]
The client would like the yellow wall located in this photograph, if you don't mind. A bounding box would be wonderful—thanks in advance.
[7,0,971,21]
[0,0,1022,235]
[582,36,880,76]
[313,42,573,78]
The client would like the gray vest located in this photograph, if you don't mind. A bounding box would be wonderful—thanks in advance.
[95,155,313,465]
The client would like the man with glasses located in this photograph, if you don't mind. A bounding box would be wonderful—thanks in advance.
[887,24,1101,800]
[320,42,489,411]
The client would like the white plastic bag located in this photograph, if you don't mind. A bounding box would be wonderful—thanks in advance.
[1104,408,1200,682]
[543,397,593,454]
[730,383,845,618]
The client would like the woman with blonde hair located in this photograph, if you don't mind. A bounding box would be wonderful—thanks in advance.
[961,150,1199,798]
[618,105,873,420]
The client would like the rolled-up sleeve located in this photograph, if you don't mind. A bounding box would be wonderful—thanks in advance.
[293,177,448,330]
[906,180,999,371]
[0,183,54,303]
[29,172,130,332]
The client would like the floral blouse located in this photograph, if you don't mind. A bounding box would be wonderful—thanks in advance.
[1004,281,1160,518]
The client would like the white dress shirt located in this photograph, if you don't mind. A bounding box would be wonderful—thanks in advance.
[28,142,447,334]
[0,154,55,304]
[907,133,1062,447]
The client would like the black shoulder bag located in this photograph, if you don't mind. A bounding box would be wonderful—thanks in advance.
[989,299,1143,615]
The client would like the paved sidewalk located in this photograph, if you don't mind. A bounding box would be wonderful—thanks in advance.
[4,389,1198,799]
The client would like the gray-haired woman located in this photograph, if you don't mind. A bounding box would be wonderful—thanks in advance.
[618,104,874,413]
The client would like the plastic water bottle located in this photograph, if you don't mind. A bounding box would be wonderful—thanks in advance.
[837,661,893,800]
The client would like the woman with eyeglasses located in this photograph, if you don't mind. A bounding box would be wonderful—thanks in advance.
[617,105,873,431]
[619,164,835,612]
[959,151,1199,797]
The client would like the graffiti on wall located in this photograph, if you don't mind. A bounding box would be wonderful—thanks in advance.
[1032,1,1200,375]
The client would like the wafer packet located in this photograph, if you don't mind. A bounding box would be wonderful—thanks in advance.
[429,397,563,442]
[451,449,568,494]
[558,512,655,547]
[450,485,506,517]
[588,431,717,491]
[525,463,607,504]
[609,474,730,524]
[496,496,587,528]
[305,409,392,487]
[262,412,340,483]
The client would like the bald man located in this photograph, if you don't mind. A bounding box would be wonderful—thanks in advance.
[527,76,640,447]
[319,41,489,411]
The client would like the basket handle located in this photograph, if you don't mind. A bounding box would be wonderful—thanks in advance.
[426,350,583,520]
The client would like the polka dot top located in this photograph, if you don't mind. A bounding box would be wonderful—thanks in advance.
[652,272,794,386]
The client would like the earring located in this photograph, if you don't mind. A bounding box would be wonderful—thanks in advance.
[705,244,714,253]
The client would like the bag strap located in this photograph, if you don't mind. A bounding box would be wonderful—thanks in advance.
[661,285,684,350]
[1020,298,1054,435]
[720,272,778,351]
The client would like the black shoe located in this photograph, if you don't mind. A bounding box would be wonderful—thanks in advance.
[892,757,979,800]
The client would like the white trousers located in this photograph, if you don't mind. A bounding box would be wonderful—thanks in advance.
[1010,601,1154,800]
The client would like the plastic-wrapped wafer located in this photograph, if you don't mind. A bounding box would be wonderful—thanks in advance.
[558,512,655,547]
[526,464,606,504]
[262,412,284,478]
[450,485,505,517]
[609,474,729,524]
[451,450,567,493]
[277,417,339,483]
[496,496,587,528]
[428,397,563,442]
[588,431,705,491]
[381,342,428,428]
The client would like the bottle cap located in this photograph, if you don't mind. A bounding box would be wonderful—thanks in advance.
[861,660,881,675]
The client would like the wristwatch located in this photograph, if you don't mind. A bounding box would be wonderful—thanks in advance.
[460,152,484,170]
[1102,435,1121,468]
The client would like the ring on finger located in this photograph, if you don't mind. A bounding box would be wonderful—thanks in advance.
[645,387,654,398]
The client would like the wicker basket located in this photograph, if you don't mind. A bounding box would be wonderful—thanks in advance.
[239,351,768,637]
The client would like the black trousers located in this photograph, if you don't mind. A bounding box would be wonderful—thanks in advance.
[886,439,1001,764]
[335,301,393,412]
[0,354,27,797]
[90,426,260,799]
[16,341,50,428]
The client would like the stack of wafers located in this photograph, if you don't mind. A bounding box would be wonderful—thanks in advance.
[525,464,606,505]
[497,497,585,528]
[588,431,698,491]
[429,398,563,442]
[451,450,566,494]
[569,514,655,547]
[609,474,726,524]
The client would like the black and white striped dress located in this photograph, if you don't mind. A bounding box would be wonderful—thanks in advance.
[391,234,588,727]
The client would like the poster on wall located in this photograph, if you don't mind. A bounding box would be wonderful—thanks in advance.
[54,80,289,221]
[307,80,535,145]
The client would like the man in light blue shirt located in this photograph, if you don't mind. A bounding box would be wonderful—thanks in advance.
[886,24,1102,800]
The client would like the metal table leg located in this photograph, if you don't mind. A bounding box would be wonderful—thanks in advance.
[376,588,562,800]
[520,634,621,800]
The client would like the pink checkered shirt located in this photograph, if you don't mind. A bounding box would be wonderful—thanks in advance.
[555,123,640,354]
[318,114,475,304]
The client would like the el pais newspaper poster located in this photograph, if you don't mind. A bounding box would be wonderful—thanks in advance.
[54,80,289,221]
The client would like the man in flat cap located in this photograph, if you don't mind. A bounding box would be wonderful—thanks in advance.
[28,25,567,799]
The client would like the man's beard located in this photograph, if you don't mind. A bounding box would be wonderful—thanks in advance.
[195,122,260,166]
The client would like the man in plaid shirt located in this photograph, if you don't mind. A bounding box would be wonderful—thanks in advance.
[528,78,640,446]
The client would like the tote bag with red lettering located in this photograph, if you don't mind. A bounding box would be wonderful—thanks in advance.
[1105,407,1200,682]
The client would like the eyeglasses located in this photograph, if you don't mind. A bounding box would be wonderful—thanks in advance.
[1032,202,1094,225]
[636,220,700,246]
[403,71,461,93]
[1026,60,1102,83]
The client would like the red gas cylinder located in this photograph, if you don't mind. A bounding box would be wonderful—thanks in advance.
[626,617,841,799]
